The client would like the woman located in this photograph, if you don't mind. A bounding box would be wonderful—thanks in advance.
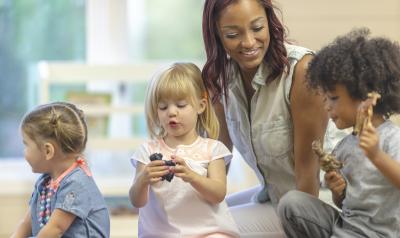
[202,0,329,236]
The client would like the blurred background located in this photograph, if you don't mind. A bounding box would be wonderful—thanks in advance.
[0,0,399,237]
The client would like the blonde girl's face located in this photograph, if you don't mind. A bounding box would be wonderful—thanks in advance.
[22,132,49,174]
[157,96,206,144]
[324,84,361,130]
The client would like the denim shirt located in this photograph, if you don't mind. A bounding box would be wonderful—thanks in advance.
[30,168,110,237]
[223,44,313,203]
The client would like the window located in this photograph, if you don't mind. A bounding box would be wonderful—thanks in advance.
[139,0,204,60]
[0,0,86,159]
[0,0,255,195]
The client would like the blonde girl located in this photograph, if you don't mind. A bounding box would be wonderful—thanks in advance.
[12,102,109,238]
[129,62,239,237]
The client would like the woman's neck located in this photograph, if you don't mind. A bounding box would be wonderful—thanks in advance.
[240,67,257,83]
[240,68,257,106]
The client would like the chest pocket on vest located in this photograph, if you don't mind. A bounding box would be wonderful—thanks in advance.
[259,119,292,158]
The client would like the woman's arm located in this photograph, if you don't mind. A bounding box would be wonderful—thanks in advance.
[36,209,76,238]
[172,156,227,204]
[129,160,169,208]
[291,54,329,197]
[11,210,32,238]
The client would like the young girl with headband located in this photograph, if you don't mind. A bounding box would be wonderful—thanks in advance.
[12,102,110,238]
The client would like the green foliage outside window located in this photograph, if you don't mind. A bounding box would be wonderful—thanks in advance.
[0,0,86,158]
[144,0,205,60]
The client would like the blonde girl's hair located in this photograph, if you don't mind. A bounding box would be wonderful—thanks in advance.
[145,62,219,139]
[21,102,88,154]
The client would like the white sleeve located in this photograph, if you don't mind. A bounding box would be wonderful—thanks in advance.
[210,140,233,165]
[386,129,400,162]
[130,143,151,168]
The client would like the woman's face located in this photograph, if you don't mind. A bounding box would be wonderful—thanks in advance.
[217,0,270,75]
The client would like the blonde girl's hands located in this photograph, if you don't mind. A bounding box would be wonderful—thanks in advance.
[170,155,198,183]
[140,160,170,184]
[324,171,346,198]
[359,120,381,162]
[130,160,170,208]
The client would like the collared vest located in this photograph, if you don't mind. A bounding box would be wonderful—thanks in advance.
[223,44,313,203]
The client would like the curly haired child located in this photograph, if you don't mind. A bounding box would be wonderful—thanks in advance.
[278,28,400,238]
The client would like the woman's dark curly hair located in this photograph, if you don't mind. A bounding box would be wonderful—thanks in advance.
[307,28,400,118]
[202,0,289,102]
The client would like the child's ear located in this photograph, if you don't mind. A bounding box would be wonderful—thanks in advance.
[43,142,55,161]
[197,98,207,114]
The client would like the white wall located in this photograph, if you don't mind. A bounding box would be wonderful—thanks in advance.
[277,0,400,50]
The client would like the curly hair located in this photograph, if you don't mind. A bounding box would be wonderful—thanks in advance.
[202,0,289,102]
[307,28,400,118]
